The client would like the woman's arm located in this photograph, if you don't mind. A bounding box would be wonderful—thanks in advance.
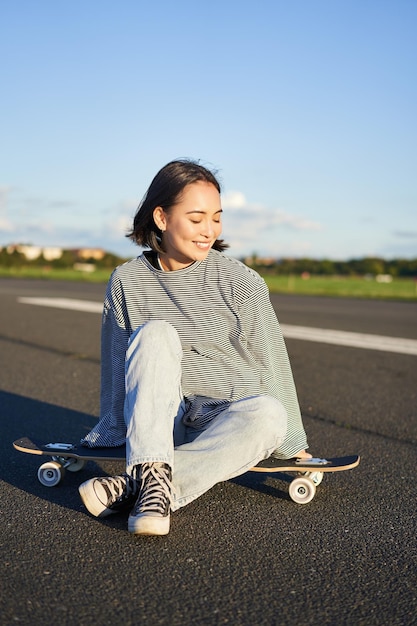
[240,280,308,458]
[82,273,130,447]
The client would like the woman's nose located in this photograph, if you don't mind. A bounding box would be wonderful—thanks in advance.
[200,220,214,237]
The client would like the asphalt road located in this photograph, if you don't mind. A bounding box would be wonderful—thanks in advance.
[1,278,416,625]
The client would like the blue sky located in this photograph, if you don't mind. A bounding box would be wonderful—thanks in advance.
[1,0,416,260]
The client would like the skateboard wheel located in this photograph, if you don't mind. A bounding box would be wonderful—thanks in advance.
[289,476,316,504]
[66,458,86,472]
[38,461,65,487]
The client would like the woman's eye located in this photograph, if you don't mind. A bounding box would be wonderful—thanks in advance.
[190,217,221,224]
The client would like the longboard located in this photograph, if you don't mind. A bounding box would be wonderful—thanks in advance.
[13,437,360,504]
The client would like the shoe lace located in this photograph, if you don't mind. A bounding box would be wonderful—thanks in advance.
[101,473,137,503]
[135,463,173,515]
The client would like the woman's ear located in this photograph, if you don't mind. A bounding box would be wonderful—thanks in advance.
[153,207,166,232]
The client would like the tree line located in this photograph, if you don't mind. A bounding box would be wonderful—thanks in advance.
[1,246,416,277]
[245,255,417,277]
[0,247,123,269]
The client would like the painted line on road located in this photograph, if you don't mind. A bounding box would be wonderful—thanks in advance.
[280,324,417,356]
[18,297,417,356]
[18,297,103,314]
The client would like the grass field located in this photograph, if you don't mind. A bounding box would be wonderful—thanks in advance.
[263,274,417,301]
[0,266,416,301]
[0,266,113,283]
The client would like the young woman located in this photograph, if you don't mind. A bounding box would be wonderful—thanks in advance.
[79,159,310,535]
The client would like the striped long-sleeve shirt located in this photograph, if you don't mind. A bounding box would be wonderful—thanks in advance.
[82,249,308,458]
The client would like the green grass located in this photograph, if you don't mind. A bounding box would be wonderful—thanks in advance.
[0,265,416,300]
[263,274,417,301]
[0,266,114,283]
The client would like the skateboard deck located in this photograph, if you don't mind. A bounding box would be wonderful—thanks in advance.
[251,455,360,503]
[13,437,360,504]
[13,437,125,487]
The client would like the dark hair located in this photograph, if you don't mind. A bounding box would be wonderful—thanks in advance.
[127,159,228,252]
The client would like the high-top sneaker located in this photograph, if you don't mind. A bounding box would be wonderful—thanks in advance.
[79,473,139,518]
[128,463,173,535]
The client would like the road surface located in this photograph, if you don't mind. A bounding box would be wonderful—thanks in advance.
[1,279,416,625]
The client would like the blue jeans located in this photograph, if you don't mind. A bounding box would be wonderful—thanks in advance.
[124,321,287,511]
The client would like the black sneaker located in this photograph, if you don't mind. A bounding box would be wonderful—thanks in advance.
[128,463,173,535]
[79,473,139,518]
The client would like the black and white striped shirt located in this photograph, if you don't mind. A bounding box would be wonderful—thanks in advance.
[82,249,307,457]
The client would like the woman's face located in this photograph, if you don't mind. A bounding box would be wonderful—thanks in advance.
[153,181,222,271]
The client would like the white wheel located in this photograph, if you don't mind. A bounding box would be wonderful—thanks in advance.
[289,476,316,504]
[38,461,65,487]
[66,458,86,472]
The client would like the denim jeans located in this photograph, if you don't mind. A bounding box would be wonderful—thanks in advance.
[124,320,287,511]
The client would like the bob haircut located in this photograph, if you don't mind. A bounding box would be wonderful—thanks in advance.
[127,159,229,253]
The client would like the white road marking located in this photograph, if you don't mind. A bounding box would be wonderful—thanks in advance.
[18,297,103,314]
[18,296,417,356]
[279,324,417,356]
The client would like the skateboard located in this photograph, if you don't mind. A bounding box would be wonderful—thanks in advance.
[13,437,360,504]
[13,437,125,487]
[251,455,360,504]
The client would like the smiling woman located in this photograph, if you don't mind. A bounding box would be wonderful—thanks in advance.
[79,158,310,537]
[127,159,228,257]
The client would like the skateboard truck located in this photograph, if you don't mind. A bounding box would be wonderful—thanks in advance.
[38,444,84,485]
[294,457,330,466]
[38,456,86,486]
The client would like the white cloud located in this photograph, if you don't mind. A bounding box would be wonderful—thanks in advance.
[222,190,322,230]
[0,186,11,210]
[0,217,14,232]
[101,197,137,242]
[222,191,247,210]
[0,185,325,259]
[104,214,132,242]
[268,211,322,231]
[220,189,323,257]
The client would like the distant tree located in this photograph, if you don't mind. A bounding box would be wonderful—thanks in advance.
[390,258,417,277]
[96,252,125,269]
[50,250,76,268]
[0,249,24,267]
[318,259,336,275]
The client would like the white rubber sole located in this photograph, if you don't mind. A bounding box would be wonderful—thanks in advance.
[78,480,114,518]
[128,514,170,535]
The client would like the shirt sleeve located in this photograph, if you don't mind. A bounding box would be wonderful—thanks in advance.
[81,272,129,447]
[239,279,308,458]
